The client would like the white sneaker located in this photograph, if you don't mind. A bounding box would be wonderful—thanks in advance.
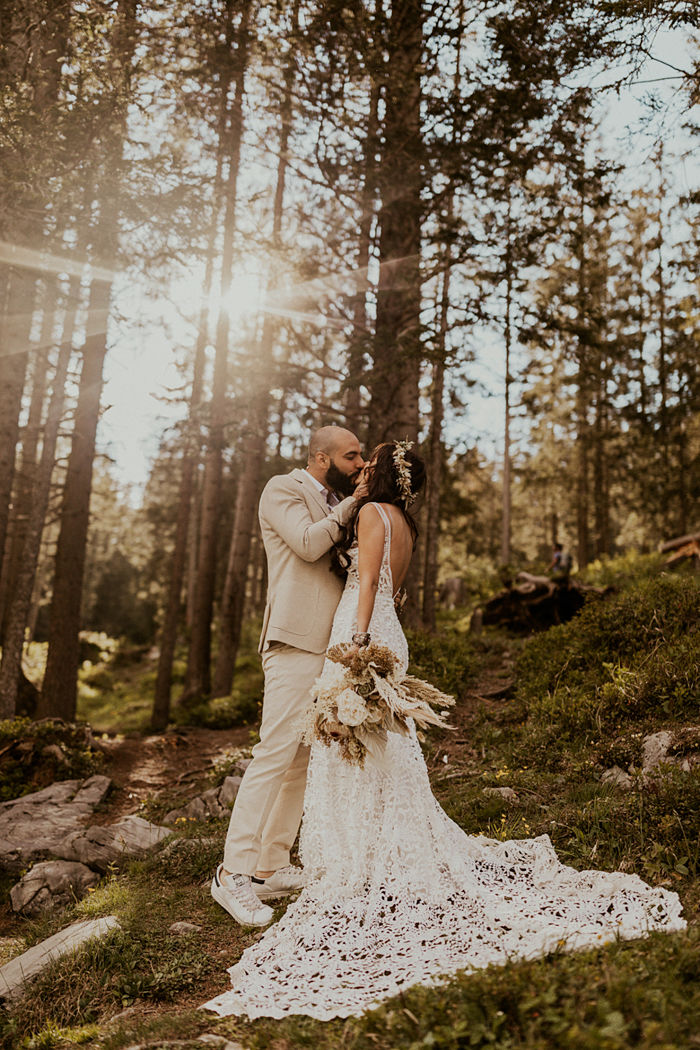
[251,864,305,899]
[211,865,274,926]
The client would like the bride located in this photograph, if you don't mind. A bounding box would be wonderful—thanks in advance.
[204,440,685,1021]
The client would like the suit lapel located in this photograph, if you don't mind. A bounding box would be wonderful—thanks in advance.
[291,467,329,519]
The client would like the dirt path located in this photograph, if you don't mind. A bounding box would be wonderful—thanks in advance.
[95,726,252,823]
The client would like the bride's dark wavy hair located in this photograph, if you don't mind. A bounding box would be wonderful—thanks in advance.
[330,441,426,579]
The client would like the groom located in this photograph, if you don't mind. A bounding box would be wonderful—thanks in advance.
[212,425,365,925]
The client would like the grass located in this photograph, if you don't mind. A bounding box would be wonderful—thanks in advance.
[4,561,699,1049]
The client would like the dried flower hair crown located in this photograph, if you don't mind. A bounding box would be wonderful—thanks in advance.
[393,440,416,505]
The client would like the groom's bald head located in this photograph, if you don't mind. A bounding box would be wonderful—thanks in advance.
[307,426,364,496]
[308,426,355,461]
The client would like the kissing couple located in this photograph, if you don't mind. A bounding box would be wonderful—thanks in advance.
[205,425,684,1020]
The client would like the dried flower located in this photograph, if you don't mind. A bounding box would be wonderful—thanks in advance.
[298,643,455,767]
[393,440,415,506]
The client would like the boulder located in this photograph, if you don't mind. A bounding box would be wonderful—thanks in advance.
[0,916,120,1001]
[10,860,100,916]
[601,765,634,790]
[218,775,242,806]
[642,730,675,773]
[58,815,170,871]
[163,776,241,825]
[641,729,700,777]
[0,775,112,873]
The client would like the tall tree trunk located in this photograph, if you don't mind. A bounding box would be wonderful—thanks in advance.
[212,0,297,698]
[0,277,76,717]
[422,268,448,631]
[39,0,137,720]
[574,172,590,569]
[592,345,610,558]
[184,0,251,701]
[1,277,57,638]
[367,0,423,446]
[0,267,37,607]
[150,356,206,730]
[345,54,380,437]
[500,219,513,566]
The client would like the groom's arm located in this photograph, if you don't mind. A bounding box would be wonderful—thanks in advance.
[260,478,355,562]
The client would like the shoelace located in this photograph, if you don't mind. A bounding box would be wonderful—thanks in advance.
[222,871,265,906]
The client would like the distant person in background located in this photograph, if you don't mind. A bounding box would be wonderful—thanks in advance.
[548,542,572,583]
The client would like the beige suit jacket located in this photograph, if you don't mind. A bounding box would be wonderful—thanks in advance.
[258,468,356,654]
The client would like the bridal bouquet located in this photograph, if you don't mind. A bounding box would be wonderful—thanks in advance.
[300,643,455,767]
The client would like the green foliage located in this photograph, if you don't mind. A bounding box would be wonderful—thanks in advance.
[406,616,478,698]
[516,575,700,732]
[579,551,666,589]
[0,718,104,802]
[175,689,260,731]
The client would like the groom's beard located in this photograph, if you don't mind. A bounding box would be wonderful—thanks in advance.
[326,462,360,498]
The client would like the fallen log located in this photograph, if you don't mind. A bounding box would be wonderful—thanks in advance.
[659,530,700,554]
[473,577,609,633]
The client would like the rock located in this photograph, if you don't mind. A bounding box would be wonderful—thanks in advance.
[10,860,100,916]
[237,758,252,772]
[218,775,242,806]
[163,780,240,825]
[601,765,634,790]
[642,731,675,773]
[482,787,518,802]
[169,921,201,935]
[200,787,227,818]
[164,796,207,825]
[41,743,67,763]
[73,775,112,807]
[58,816,170,871]
[0,916,120,1001]
[198,1037,244,1050]
[0,775,112,873]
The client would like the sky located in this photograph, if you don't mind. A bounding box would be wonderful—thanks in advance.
[97,27,698,499]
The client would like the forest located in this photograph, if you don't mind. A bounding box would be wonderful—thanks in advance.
[0,0,698,728]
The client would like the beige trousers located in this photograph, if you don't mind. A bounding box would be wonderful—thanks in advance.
[222,643,325,875]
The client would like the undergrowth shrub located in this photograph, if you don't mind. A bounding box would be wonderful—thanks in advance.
[406,623,477,698]
[0,718,104,802]
[517,575,700,733]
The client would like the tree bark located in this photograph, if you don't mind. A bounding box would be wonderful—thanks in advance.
[345,46,380,438]
[367,0,423,446]
[501,210,513,566]
[1,277,57,638]
[422,268,448,631]
[0,268,37,609]
[184,0,251,701]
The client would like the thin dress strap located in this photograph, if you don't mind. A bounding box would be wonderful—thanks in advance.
[372,503,392,547]
[372,503,398,596]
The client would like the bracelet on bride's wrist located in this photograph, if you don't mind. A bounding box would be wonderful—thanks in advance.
[352,632,371,647]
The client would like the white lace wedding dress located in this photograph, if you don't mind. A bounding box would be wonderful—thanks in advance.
[204,504,685,1020]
